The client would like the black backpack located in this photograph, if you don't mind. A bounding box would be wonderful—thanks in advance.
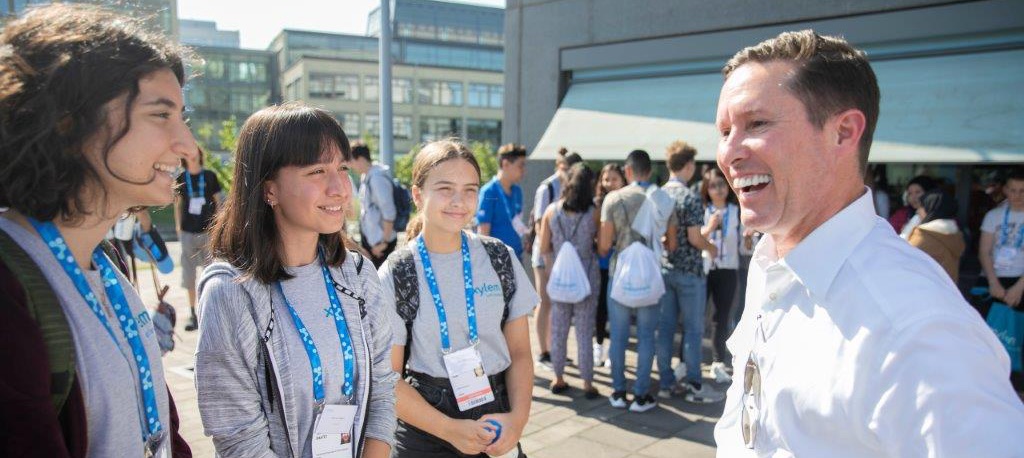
[367,170,412,233]
[386,236,516,376]
[390,177,412,233]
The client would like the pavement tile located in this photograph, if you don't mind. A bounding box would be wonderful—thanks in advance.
[529,437,631,458]
[142,241,719,457]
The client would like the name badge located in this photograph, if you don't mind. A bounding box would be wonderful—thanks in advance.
[312,404,357,458]
[188,197,205,216]
[511,212,528,237]
[994,246,1020,270]
[443,346,494,411]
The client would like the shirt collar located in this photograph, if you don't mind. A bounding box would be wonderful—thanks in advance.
[754,187,876,299]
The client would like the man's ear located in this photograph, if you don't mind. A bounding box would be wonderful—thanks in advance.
[833,108,867,153]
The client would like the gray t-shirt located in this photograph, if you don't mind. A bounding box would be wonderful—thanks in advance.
[359,164,397,246]
[276,261,359,458]
[0,217,172,457]
[380,232,539,378]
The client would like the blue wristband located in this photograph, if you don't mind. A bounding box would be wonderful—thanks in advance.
[484,419,502,444]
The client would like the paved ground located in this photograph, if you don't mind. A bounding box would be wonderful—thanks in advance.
[141,242,721,457]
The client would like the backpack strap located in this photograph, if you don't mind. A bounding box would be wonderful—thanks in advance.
[480,237,517,329]
[386,245,419,377]
[0,229,76,415]
[348,249,365,276]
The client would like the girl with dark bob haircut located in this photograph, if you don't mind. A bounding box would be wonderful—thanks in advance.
[0,4,194,457]
[195,102,398,457]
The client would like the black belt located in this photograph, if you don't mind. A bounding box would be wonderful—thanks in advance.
[407,370,506,391]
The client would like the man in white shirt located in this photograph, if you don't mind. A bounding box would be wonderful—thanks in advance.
[980,170,1024,309]
[713,30,1024,457]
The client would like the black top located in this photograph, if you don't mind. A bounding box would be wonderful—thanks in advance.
[176,169,221,233]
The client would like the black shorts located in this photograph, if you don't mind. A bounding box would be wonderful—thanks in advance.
[393,371,526,458]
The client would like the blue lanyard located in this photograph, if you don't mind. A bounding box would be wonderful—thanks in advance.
[999,206,1024,249]
[493,178,519,220]
[416,232,477,353]
[276,253,355,404]
[185,171,205,198]
[28,218,163,446]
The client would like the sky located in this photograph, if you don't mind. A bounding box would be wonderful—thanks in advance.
[177,0,506,50]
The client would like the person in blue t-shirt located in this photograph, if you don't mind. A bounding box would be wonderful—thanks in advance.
[477,144,528,258]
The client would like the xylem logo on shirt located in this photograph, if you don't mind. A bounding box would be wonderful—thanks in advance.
[474,283,502,298]
[136,310,155,338]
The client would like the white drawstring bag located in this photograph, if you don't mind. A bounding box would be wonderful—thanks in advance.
[610,240,665,307]
[547,241,591,303]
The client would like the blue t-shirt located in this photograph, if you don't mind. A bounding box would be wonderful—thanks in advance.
[477,177,524,257]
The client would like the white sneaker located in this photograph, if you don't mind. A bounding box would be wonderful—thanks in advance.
[628,394,658,413]
[673,362,687,383]
[609,390,629,408]
[681,380,725,404]
[710,362,732,384]
[592,342,603,366]
[657,388,673,400]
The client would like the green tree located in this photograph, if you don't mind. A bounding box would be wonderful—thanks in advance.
[193,116,238,192]
[392,140,497,188]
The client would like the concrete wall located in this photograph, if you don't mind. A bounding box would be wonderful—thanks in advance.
[504,0,957,216]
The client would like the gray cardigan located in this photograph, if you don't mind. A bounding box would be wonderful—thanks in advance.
[194,254,397,457]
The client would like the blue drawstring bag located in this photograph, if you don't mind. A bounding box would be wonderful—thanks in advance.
[978,286,1024,372]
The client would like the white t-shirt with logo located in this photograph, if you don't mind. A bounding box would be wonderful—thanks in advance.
[981,204,1024,278]
[380,232,539,378]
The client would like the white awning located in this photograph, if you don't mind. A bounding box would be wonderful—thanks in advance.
[534,48,1024,163]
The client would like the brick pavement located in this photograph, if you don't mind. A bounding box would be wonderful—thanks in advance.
[141,242,720,457]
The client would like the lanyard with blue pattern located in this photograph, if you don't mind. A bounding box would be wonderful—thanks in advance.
[492,177,519,220]
[184,171,205,198]
[28,218,164,453]
[416,232,477,354]
[275,252,355,407]
[999,205,1024,249]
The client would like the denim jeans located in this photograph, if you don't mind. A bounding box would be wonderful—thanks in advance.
[608,278,661,396]
[656,269,706,388]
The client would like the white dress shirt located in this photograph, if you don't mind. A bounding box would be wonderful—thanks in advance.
[715,189,1024,458]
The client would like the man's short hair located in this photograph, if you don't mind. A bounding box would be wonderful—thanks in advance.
[497,143,528,165]
[625,149,652,178]
[666,141,697,172]
[1006,168,1024,184]
[723,30,880,175]
[351,141,372,161]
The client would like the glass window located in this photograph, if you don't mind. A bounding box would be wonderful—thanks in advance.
[466,118,501,148]
[365,77,414,104]
[205,58,225,80]
[489,85,503,109]
[417,80,463,106]
[186,88,206,109]
[468,84,502,108]
[229,92,251,114]
[365,114,412,140]
[420,117,463,142]
[365,114,379,136]
[337,113,360,135]
[394,115,412,140]
[308,73,360,100]
[285,79,301,102]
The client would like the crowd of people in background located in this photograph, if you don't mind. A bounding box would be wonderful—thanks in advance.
[2,5,1022,457]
